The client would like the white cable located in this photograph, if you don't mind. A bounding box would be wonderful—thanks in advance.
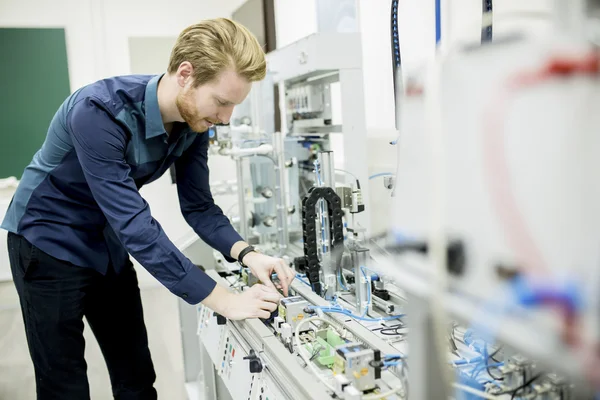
[335,168,359,184]
[453,383,501,400]
[294,316,337,393]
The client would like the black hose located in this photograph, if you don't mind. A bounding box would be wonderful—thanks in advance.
[391,0,401,124]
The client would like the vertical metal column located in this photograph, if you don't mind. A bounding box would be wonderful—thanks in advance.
[339,69,370,233]
[351,246,371,316]
[406,294,449,400]
[273,131,289,253]
[236,157,249,240]
[250,81,262,135]
[317,151,336,188]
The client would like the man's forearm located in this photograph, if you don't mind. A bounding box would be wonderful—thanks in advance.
[230,240,249,260]
[202,284,234,315]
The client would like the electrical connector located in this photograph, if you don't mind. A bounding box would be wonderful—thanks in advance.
[334,374,351,396]
[281,323,293,342]
[343,385,362,400]
[333,343,377,391]
[279,296,310,331]
[274,316,285,333]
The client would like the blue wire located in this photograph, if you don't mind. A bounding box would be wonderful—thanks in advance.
[369,172,394,180]
[383,360,401,367]
[471,362,504,379]
[360,265,380,280]
[296,274,312,287]
[450,356,484,366]
[308,305,404,322]
[384,354,404,360]
[435,0,441,44]
[330,295,341,308]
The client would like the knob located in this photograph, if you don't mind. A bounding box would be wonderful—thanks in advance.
[243,349,264,373]
[213,312,227,325]
[261,187,274,199]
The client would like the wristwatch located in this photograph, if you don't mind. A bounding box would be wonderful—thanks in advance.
[238,245,257,266]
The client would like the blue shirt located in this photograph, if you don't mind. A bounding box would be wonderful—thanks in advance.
[1,74,242,304]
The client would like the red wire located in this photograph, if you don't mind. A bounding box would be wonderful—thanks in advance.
[482,50,600,386]
[483,51,600,275]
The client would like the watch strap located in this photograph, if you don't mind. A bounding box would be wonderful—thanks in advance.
[238,245,256,266]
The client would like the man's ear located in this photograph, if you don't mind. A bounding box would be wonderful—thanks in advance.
[176,61,194,88]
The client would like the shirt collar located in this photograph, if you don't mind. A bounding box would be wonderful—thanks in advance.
[144,74,167,139]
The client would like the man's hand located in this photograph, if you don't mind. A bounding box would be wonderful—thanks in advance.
[202,284,282,320]
[243,252,295,296]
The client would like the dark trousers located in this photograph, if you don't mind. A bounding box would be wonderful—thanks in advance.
[7,233,158,400]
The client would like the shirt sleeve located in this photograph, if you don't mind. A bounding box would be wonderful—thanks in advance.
[67,97,216,304]
[175,133,243,262]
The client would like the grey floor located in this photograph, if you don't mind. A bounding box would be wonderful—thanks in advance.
[0,279,188,400]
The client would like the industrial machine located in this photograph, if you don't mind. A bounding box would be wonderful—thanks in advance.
[179,1,600,399]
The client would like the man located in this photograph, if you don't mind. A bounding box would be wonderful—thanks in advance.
[1,18,295,400]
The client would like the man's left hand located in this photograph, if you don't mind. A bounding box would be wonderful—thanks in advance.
[243,252,295,296]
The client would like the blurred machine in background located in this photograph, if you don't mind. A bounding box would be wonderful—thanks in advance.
[179,1,600,399]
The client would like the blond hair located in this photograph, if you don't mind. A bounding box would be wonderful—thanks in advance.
[168,18,266,86]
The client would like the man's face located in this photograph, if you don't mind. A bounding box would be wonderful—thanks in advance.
[176,68,251,132]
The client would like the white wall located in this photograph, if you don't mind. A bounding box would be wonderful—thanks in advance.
[274,0,318,49]
[0,0,97,92]
[355,0,399,133]
[0,0,247,90]
[101,0,246,77]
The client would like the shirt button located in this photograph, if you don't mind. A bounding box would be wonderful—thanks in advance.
[182,293,188,299]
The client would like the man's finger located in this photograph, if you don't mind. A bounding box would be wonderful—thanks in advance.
[260,285,283,303]
[258,271,277,290]
[284,261,295,284]
[277,260,294,287]
[256,309,270,319]
[273,263,289,296]
[261,301,278,312]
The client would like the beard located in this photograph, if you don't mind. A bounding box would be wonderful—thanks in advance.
[175,89,208,132]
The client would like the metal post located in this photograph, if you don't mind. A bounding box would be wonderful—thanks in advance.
[339,69,370,233]
[273,131,289,254]
[250,82,262,135]
[351,246,371,316]
[235,157,249,240]
[317,151,336,188]
[406,294,449,400]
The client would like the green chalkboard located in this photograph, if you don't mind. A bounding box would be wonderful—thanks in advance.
[0,28,71,178]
